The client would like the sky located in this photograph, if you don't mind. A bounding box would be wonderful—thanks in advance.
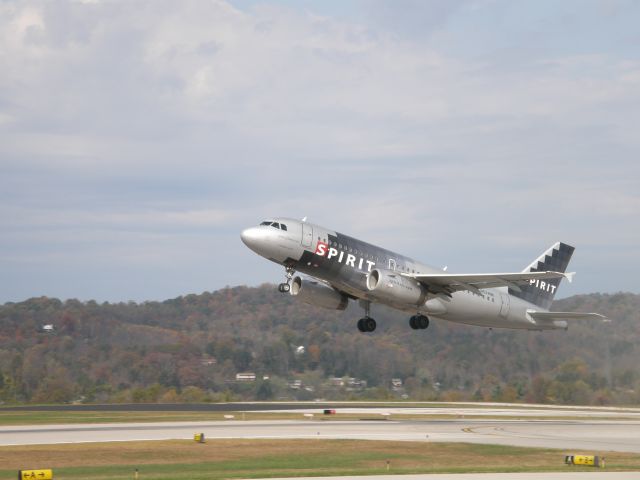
[1,0,639,303]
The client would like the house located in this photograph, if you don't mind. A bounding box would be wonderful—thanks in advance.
[235,372,256,382]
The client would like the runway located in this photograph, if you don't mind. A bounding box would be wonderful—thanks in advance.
[2,418,640,453]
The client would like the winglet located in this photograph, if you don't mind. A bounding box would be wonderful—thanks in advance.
[564,271,576,283]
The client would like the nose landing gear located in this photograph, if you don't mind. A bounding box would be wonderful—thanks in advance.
[278,266,296,293]
[409,314,430,330]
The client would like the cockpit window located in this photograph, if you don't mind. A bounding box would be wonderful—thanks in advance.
[260,220,286,230]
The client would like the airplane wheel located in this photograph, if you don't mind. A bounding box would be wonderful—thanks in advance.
[364,317,377,332]
[282,283,290,293]
[357,317,376,332]
[410,315,429,330]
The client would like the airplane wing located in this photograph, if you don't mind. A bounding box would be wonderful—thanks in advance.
[402,271,571,295]
[527,311,610,322]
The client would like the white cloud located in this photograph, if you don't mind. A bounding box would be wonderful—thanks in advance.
[0,0,639,301]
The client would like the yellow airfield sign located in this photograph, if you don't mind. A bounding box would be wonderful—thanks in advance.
[18,470,53,480]
[565,455,604,467]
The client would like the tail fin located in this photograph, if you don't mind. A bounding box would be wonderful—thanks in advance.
[509,242,575,310]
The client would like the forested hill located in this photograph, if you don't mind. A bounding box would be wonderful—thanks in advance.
[0,287,638,405]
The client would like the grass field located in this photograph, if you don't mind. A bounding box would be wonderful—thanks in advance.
[1,439,639,480]
[0,410,403,425]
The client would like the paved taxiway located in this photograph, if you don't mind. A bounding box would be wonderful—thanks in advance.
[2,418,640,453]
[5,401,640,416]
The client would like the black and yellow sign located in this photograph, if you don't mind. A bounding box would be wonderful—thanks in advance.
[18,469,53,480]
[565,455,603,467]
[194,433,205,443]
[574,455,596,465]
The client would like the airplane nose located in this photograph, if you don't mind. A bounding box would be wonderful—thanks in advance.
[240,227,263,250]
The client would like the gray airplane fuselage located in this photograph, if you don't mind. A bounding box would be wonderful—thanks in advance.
[241,217,567,331]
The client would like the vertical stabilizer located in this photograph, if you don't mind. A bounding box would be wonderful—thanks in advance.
[509,242,575,310]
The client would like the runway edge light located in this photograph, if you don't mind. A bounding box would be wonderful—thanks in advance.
[18,469,53,480]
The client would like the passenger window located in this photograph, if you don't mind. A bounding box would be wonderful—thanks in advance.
[281,224,287,231]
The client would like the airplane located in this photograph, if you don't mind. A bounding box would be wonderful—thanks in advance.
[241,217,608,332]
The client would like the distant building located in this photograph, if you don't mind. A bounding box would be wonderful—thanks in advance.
[329,377,345,387]
[328,377,366,390]
[200,356,217,366]
[235,372,256,382]
[391,378,404,391]
[40,324,54,333]
[287,379,302,390]
[346,377,367,390]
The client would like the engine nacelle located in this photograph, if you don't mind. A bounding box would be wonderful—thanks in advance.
[290,276,348,310]
[366,269,427,306]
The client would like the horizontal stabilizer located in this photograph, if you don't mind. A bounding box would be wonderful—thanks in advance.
[528,311,610,323]
[404,270,569,295]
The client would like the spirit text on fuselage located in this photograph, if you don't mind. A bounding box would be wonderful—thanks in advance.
[315,242,376,272]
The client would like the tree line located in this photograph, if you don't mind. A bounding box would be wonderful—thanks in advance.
[0,287,638,405]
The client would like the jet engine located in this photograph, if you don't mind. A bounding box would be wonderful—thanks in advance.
[290,276,349,310]
[366,269,428,306]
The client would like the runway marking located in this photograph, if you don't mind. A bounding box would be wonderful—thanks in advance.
[459,424,640,450]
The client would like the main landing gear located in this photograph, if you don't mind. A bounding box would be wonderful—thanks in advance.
[278,266,295,293]
[409,314,430,330]
[357,300,376,333]
[357,317,377,333]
